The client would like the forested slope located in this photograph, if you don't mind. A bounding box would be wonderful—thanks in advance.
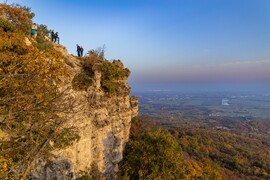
[119,117,270,179]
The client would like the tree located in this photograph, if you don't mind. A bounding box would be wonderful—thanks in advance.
[0,3,35,34]
[118,118,186,179]
[0,4,79,179]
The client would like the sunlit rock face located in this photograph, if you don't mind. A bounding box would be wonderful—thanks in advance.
[32,44,138,180]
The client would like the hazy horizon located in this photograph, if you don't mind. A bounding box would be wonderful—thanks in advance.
[130,83,270,93]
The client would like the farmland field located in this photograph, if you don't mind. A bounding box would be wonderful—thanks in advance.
[137,91,270,121]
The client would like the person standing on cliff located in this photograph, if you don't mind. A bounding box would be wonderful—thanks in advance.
[31,23,38,38]
[50,30,55,42]
[54,32,59,44]
[76,44,81,57]
[80,46,84,57]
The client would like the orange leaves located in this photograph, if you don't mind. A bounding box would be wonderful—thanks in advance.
[0,4,33,34]
[0,4,79,179]
[183,159,203,178]
[0,8,66,160]
[0,156,13,179]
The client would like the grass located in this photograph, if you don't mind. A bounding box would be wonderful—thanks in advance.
[64,58,75,68]
[36,35,52,51]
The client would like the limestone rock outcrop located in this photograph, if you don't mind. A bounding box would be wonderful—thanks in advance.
[32,44,138,179]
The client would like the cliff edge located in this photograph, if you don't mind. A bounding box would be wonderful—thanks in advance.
[0,4,138,179]
[31,44,138,179]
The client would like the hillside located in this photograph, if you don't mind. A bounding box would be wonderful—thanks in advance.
[0,4,138,179]
[119,117,270,179]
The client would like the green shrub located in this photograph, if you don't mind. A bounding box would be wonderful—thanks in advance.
[101,79,120,94]
[100,61,130,95]
[0,18,15,32]
[77,164,103,180]
[36,35,52,51]
[52,128,80,149]
[82,51,103,75]
[119,127,186,179]
[72,72,94,91]
[37,24,50,37]
[81,50,130,95]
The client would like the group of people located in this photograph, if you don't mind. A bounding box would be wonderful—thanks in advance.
[76,44,84,57]
[51,30,59,44]
[30,23,84,56]
[30,23,60,44]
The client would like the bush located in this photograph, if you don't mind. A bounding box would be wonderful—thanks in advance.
[82,50,130,95]
[37,24,50,37]
[36,35,52,51]
[0,18,15,32]
[0,4,34,34]
[119,118,186,179]
[77,164,103,180]
[72,72,93,91]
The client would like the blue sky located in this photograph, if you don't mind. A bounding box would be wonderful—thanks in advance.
[8,0,270,91]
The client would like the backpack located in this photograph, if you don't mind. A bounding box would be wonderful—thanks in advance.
[31,29,36,35]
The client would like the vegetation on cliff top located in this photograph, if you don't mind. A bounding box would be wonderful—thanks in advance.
[73,49,131,95]
[0,4,80,179]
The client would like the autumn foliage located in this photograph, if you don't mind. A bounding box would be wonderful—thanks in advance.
[0,4,34,34]
[0,4,79,179]
[119,116,270,179]
[75,49,131,95]
[118,117,219,179]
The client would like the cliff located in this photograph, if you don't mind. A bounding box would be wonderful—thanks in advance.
[0,4,138,179]
[31,44,138,179]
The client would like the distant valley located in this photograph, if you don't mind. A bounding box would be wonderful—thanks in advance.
[137,90,270,142]
[120,91,270,179]
[137,91,270,124]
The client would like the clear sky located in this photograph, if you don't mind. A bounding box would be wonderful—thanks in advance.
[8,0,270,91]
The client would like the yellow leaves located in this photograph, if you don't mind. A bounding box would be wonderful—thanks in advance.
[0,4,81,179]
[36,93,44,100]
[183,159,203,178]
[223,142,233,150]
[0,12,67,124]
[202,162,222,180]
[0,4,33,34]
[0,156,13,179]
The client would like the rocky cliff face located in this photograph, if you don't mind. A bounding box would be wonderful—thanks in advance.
[32,44,138,179]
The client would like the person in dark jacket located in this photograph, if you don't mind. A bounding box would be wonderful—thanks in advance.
[51,30,55,41]
[80,46,84,57]
[54,32,59,43]
[76,44,81,57]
